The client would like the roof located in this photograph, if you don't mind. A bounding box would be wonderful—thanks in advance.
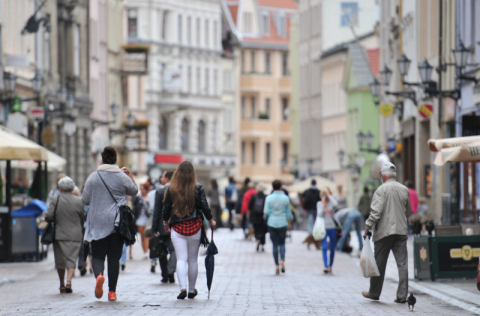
[320,31,375,60]
[228,5,238,25]
[367,48,380,76]
[257,0,298,10]
[348,44,374,88]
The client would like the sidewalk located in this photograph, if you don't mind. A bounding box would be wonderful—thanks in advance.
[0,229,474,315]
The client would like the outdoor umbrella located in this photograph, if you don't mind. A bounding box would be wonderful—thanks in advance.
[205,230,218,299]
[432,141,480,166]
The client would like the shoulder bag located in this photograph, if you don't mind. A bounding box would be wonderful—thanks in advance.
[324,205,343,240]
[98,172,137,246]
[41,196,60,245]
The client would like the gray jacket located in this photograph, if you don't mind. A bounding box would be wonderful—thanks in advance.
[45,192,85,242]
[366,179,411,242]
[82,165,138,242]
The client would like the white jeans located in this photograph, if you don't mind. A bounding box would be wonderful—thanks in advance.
[171,229,201,292]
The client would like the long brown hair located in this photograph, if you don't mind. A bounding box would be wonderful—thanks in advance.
[169,161,197,217]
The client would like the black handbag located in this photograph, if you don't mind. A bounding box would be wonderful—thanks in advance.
[149,235,168,259]
[98,172,137,246]
[41,196,60,245]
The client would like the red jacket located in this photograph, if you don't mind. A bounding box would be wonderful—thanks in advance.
[408,188,419,213]
[241,189,257,215]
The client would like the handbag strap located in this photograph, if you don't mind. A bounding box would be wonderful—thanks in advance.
[324,204,341,228]
[98,172,118,204]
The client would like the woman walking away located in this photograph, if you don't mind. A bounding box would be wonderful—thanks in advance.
[264,180,293,275]
[208,179,222,229]
[45,176,85,294]
[82,146,138,301]
[249,182,267,252]
[317,189,338,273]
[163,161,216,300]
[132,184,151,258]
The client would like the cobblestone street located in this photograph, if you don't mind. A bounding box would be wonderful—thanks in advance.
[0,229,478,316]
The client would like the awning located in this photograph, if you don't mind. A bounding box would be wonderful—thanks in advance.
[0,125,48,161]
[432,141,480,166]
[428,136,480,152]
[0,150,66,172]
[286,176,336,194]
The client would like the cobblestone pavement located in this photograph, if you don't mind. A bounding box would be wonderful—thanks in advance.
[0,229,477,316]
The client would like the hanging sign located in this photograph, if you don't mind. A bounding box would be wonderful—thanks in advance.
[419,104,433,119]
[41,125,55,145]
[380,104,394,117]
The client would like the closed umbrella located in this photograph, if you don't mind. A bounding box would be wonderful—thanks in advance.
[205,230,218,299]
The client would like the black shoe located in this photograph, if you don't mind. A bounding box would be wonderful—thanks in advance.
[79,267,87,276]
[161,277,168,283]
[188,289,198,299]
[169,274,175,283]
[121,264,125,271]
[150,262,156,273]
[256,243,260,252]
[177,290,187,300]
[261,245,265,252]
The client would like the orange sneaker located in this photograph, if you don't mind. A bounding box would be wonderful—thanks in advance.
[95,273,105,299]
[108,291,117,301]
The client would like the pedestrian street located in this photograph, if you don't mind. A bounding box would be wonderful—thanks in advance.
[0,229,473,316]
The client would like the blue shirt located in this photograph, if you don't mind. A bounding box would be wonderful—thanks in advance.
[225,183,238,202]
[264,191,293,228]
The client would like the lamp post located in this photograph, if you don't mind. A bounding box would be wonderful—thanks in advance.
[356,131,381,154]
[127,111,136,127]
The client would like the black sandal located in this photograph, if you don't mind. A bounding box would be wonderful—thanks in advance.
[65,282,73,294]
[59,286,66,294]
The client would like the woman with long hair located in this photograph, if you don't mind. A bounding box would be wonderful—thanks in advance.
[163,161,216,299]
[208,179,222,229]
[317,189,338,273]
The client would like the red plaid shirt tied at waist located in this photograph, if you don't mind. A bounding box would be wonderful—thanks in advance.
[171,217,203,236]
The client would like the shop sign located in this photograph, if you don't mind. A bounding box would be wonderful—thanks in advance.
[41,125,55,145]
[437,240,480,273]
[380,104,394,117]
[30,107,44,121]
[419,104,433,119]
[5,54,29,67]
[125,137,139,151]
[387,140,397,153]
[155,154,183,164]
[64,121,77,136]
[122,51,148,74]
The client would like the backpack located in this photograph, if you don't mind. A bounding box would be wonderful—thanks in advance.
[252,195,265,214]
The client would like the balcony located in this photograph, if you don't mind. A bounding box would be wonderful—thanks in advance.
[240,74,274,91]
[240,119,274,135]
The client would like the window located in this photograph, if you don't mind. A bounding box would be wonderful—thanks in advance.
[162,11,168,40]
[181,118,189,151]
[251,142,256,164]
[241,96,246,118]
[278,14,286,36]
[159,115,168,150]
[178,15,182,43]
[225,108,233,133]
[266,142,271,165]
[213,21,218,49]
[282,53,288,76]
[196,18,200,45]
[282,142,289,164]
[198,120,206,152]
[265,52,270,74]
[187,66,192,92]
[128,9,138,38]
[223,69,232,91]
[251,96,255,119]
[241,51,245,73]
[74,24,81,77]
[341,2,358,27]
[187,16,192,44]
[243,12,252,33]
[205,20,209,47]
[196,67,201,94]
[265,98,271,118]
[262,12,269,34]
[241,141,246,164]
[205,68,209,95]
[213,69,218,95]
[282,98,289,121]
[251,51,255,72]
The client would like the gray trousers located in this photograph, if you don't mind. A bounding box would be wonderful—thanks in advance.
[369,234,408,300]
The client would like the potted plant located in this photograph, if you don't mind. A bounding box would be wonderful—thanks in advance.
[423,216,435,236]
[409,214,423,235]
[121,44,151,53]
[258,112,269,120]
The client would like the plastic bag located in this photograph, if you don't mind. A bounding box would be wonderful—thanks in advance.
[312,216,326,241]
[360,237,380,278]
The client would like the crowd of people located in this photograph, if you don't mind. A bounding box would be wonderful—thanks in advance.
[42,143,418,304]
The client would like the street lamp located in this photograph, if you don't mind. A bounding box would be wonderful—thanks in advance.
[369,77,381,98]
[452,40,471,69]
[127,112,136,127]
[337,149,345,167]
[31,70,43,94]
[418,59,434,83]
[397,54,411,77]
[365,131,374,148]
[110,101,119,120]
[4,73,16,93]
[58,86,67,104]
[356,131,365,148]
[380,66,392,86]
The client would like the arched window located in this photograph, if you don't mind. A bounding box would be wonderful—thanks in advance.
[181,118,189,151]
[198,120,206,152]
[159,115,168,150]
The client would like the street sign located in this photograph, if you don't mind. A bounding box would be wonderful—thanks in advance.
[30,107,44,121]
[380,104,394,117]
[64,121,77,136]
[419,104,433,119]
[125,137,139,151]
[41,125,55,145]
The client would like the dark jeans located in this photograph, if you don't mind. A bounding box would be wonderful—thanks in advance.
[268,226,287,266]
[226,202,236,230]
[322,228,337,268]
[253,222,266,245]
[159,238,177,279]
[211,204,223,228]
[242,214,249,238]
[91,233,124,292]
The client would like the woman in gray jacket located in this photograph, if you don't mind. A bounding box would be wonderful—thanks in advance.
[45,176,85,294]
[82,146,138,302]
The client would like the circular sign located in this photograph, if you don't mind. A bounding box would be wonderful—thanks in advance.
[125,137,138,150]
[64,121,77,136]
[380,104,394,117]
[419,104,433,119]
[148,166,163,181]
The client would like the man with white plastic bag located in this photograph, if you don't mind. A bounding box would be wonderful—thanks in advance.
[359,236,379,277]
[362,162,411,304]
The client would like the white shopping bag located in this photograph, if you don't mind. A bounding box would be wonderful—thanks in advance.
[360,237,380,278]
[312,216,326,241]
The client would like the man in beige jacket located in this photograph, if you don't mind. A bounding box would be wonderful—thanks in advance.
[362,162,411,303]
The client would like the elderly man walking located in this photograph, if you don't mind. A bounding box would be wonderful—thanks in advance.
[362,162,411,303]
